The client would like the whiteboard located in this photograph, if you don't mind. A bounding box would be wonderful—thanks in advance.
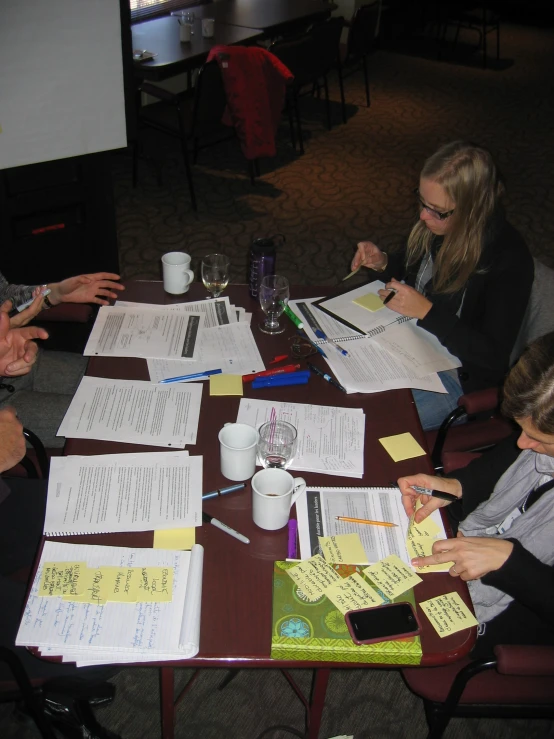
[0,0,127,170]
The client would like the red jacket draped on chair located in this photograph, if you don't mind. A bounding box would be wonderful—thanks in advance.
[206,45,293,160]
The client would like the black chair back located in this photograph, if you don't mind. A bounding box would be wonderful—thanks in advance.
[347,1,380,62]
[269,34,317,89]
[310,16,345,76]
[191,60,228,136]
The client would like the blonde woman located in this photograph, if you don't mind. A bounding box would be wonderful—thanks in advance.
[351,141,533,430]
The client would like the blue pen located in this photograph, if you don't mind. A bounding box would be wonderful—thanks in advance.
[202,483,245,500]
[314,329,348,357]
[159,369,222,384]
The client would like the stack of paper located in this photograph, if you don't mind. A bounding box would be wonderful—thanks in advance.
[288,285,461,395]
[17,541,204,666]
[236,398,365,478]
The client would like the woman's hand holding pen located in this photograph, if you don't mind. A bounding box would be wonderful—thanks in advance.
[397,473,462,522]
[378,279,433,320]
[351,241,387,271]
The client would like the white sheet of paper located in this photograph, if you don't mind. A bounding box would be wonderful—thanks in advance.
[116,297,236,328]
[373,321,461,377]
[17,541,204,663]
[44,452,202,535]
[57,377,202,447]
[296,486,447,568]
[84,306,205,359]
[236,398,365,478]
[147,323,265,382]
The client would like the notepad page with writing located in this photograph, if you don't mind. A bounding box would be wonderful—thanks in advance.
[16,542,204,663]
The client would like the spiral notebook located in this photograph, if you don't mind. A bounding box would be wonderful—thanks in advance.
[43,452,202,536]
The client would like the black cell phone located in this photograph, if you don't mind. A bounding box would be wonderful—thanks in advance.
[345,602,421,645]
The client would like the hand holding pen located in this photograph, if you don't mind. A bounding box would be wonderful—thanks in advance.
[393,476,462,523]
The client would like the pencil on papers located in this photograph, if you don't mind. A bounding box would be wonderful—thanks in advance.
[342,266,361,281]
[335,516,397,528]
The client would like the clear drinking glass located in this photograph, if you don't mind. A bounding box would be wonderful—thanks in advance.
[259,275,289,334]
[201,254,230,298]
[257,420,298,469]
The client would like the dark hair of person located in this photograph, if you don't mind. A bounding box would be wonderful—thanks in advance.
[502,331,554,434]
[406,140,505,295]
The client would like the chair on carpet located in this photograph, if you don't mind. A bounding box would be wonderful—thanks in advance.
[437,2,500,69]
[340,1,381,109]
[308,16,346,127]
[428,258,554,472]
[137,61,235,212]
[402,644,554,738]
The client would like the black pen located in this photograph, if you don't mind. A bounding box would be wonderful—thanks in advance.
[202,512,250,544]
[390,481,458,503]
[383,288,397,305]
[307,362,347,393]
[202,483,245,500]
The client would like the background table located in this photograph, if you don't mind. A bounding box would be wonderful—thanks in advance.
[62,282,475,739]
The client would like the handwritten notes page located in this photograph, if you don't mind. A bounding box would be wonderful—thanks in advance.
[319,533,369,565]
[17,541,204,666]
[236,398,365,478]
[406,501,453,573]
[324,573,384,614]
[44,452,202,536]
[297,487,448,569]
[84,306,205,359]
[286,554,341,601]
[57,376,202,447]
[419,592,478,637]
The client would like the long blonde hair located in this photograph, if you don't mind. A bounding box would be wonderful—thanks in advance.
[406,141,505,294]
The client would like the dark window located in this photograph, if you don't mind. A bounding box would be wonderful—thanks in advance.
[130,0,204,23]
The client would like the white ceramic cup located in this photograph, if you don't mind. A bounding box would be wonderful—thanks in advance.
[219,423,259,481]
[179,22,192,42]
[202,18,215,38]
[251,468,306,531]
[162,252,195,294]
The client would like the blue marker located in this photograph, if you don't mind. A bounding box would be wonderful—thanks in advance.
[159,369,222,384]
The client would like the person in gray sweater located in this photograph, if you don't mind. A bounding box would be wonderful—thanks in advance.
[398,331,554,657]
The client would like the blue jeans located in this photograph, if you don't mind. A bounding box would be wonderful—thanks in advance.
[412,369,463,431]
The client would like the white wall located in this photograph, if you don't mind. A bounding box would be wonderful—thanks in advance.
[0,0,127,170]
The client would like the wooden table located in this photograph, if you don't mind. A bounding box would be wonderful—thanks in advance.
[62,282,475,739]
[132,0,335,81]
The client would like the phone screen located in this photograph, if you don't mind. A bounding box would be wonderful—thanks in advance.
[347,603,419,641]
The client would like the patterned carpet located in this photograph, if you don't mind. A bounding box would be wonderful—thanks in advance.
[2,18,554,739]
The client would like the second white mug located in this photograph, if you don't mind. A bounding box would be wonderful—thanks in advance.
[219,423,259,481]
[162,252,195,294]
[251,468,306,531]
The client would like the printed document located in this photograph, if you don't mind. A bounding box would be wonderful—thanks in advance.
[44,452,202,535]
[57,377,203,447]
[296,487,447,567]
[147,322,265,382]
[84,306,205,358]
[236,398,365,478]
[17,541,204,665]
[116,297,236,328]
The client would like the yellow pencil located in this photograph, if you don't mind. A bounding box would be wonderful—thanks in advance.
[342,266,361,281]
[335,516,397,528]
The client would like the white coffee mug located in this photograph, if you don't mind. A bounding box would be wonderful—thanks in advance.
[179,22,192,42]
[162,252,194,294]
[251,468,306,531]
[219,423,259,481]
[202,18,215,38]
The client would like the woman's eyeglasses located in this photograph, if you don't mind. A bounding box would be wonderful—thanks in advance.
[414,189,455,221]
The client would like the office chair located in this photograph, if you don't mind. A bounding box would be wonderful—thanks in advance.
[309,16,346,127]
[340,1,381,109]
[437,2,500,69]
[402,644,554,738]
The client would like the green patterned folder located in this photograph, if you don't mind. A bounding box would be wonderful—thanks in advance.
[271,561,422,665]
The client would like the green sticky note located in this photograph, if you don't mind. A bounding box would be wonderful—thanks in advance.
[353,293,385,312]
[210,374,243,396]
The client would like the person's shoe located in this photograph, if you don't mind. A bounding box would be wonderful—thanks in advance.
[43,693,122,739]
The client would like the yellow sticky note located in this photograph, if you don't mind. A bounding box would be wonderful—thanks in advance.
[287,554,341,602]
[379,432,426,462]
[319,533,369,565]
[408,507,441,540]
[363,554,422,600]
[137,566,174,602]
[406,536,454,573]
[153,528,195,550]
[324,572,384,614]
[39,562,87,598]
[353,293,385,312]
[419,592,478,637]
[210,374,243,396]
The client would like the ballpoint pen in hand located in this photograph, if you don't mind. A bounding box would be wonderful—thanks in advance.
[314,329,348,357]
[383,288,397,306]
[390,481,458,503]
[307,362,347,393]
